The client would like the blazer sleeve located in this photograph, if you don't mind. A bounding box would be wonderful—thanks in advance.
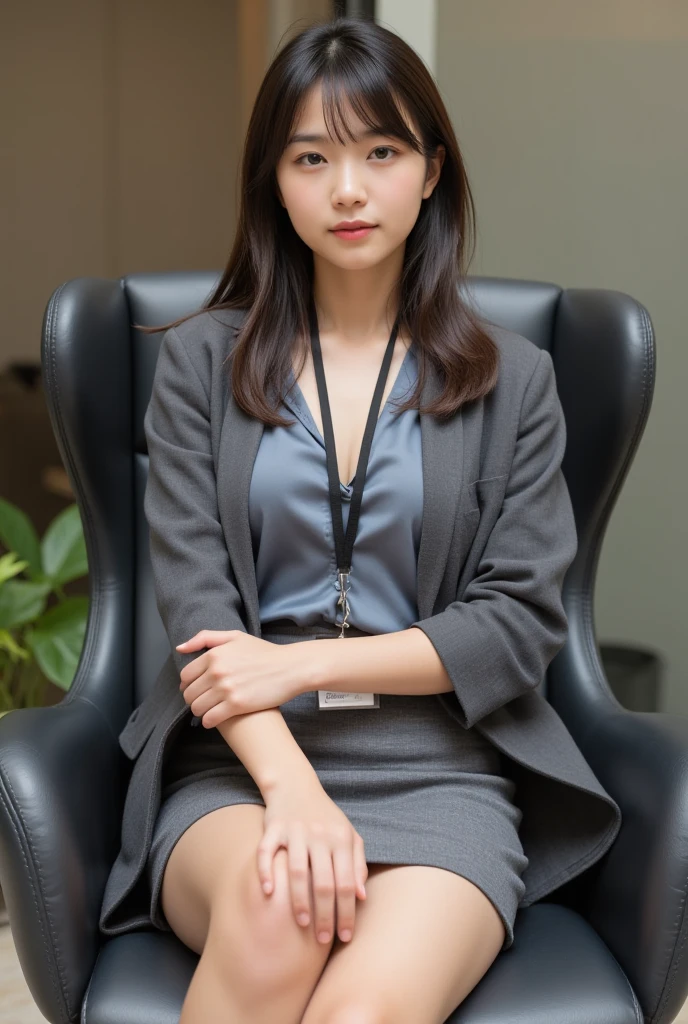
[410,348,578,729]
[144,325,247,682]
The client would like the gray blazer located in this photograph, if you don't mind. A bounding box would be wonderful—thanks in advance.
[99,307,622,937]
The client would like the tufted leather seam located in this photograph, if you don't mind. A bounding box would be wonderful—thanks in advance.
[625,306,686,1024]
[574,302,654,717]
[653,824,688,1022]
[0,763,71,1022]
[42,282,107,718]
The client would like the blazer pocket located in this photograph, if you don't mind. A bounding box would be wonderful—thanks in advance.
[459,474,508,516]
[119,703,159,760]
[119,652,188,760]
[453,475,509,564]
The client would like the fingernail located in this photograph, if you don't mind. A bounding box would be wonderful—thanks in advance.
[297,912,309,926]
[318,931,330,943]
[340,929,352,942]
[262,881,272,894]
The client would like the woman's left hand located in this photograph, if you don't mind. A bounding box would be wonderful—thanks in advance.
[176,630,317,728]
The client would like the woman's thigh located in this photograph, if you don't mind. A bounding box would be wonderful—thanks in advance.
[300,863,506,1024]
[160,803,262,953]
[160,802,337,976]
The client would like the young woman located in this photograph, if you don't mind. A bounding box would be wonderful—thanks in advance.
[99,14,622,1024]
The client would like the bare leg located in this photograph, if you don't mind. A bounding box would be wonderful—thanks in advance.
[300,863,507,1024]
[159,803,336,1023]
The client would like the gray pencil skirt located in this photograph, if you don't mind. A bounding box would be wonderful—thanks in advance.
[147,621,529,951]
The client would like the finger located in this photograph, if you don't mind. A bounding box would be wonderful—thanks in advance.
[287,832,312,929]
[180,675,213,707]
[177,631,235,651]
[182,669,228,713]
[178,652,208,689]
[175,634,200,650]
[331,843,357,943]
[308,843,336,945]
[353,833,368,900]
[256,824,285,896]
[200,700,238,729]
[189,690,225,722]
[176,630,213,652]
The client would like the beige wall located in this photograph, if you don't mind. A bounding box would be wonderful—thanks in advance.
[377,0,436,72]
[268,0,332,57]
[3,0,248,368]
[437,0,688,713]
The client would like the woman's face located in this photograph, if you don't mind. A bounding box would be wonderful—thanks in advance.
[275,82,444,271]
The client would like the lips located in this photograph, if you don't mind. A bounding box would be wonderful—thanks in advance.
[331,224,376,240]
[331,222,376,231]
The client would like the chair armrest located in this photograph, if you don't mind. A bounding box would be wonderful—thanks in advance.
[573,706,688,1024]
[0,696,126,1024]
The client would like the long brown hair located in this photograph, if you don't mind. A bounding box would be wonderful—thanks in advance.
[135,15,500,425]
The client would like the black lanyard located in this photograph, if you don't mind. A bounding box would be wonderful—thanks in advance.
[308,297,402,637]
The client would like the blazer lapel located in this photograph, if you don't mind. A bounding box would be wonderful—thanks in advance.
[217,395,264,637]
[216,357,464,635]
[415,366,465,621]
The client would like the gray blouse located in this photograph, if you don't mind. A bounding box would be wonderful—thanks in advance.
[248,340,424,635]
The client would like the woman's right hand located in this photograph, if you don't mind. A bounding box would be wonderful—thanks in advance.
[258,773,368,945]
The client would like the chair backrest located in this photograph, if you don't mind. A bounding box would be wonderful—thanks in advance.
[40,272,655,724]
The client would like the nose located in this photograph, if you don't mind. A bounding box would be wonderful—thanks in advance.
[330,157,368,207]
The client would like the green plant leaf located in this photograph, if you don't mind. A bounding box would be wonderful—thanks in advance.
[0,579,52,629]
[0,628,29,661]
[25,596,89,691]
[41,504,88,584]
[0,498,42,578]
[0,551,30,585]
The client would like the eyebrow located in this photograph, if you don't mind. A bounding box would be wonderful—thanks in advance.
[286,127,393,147]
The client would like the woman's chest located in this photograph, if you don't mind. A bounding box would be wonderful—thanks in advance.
[289,337,415,487]
[247,348,424,556]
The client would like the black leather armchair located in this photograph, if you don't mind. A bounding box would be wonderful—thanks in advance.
[0,272,685,1024]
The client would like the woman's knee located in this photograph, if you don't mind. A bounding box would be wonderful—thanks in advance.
[160,803,266,954]
[206,846,334,987]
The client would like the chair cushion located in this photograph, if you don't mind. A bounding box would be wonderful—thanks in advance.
[82,931,197,1024]
[83,903,641,1023]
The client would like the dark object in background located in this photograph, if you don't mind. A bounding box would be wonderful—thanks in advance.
[9,361,42,390]
[599,642,664,711]
[333,0,375,19]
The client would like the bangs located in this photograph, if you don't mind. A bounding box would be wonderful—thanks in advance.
[294,67,425,155]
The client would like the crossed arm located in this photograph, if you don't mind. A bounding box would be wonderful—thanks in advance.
[305,627,454,696]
